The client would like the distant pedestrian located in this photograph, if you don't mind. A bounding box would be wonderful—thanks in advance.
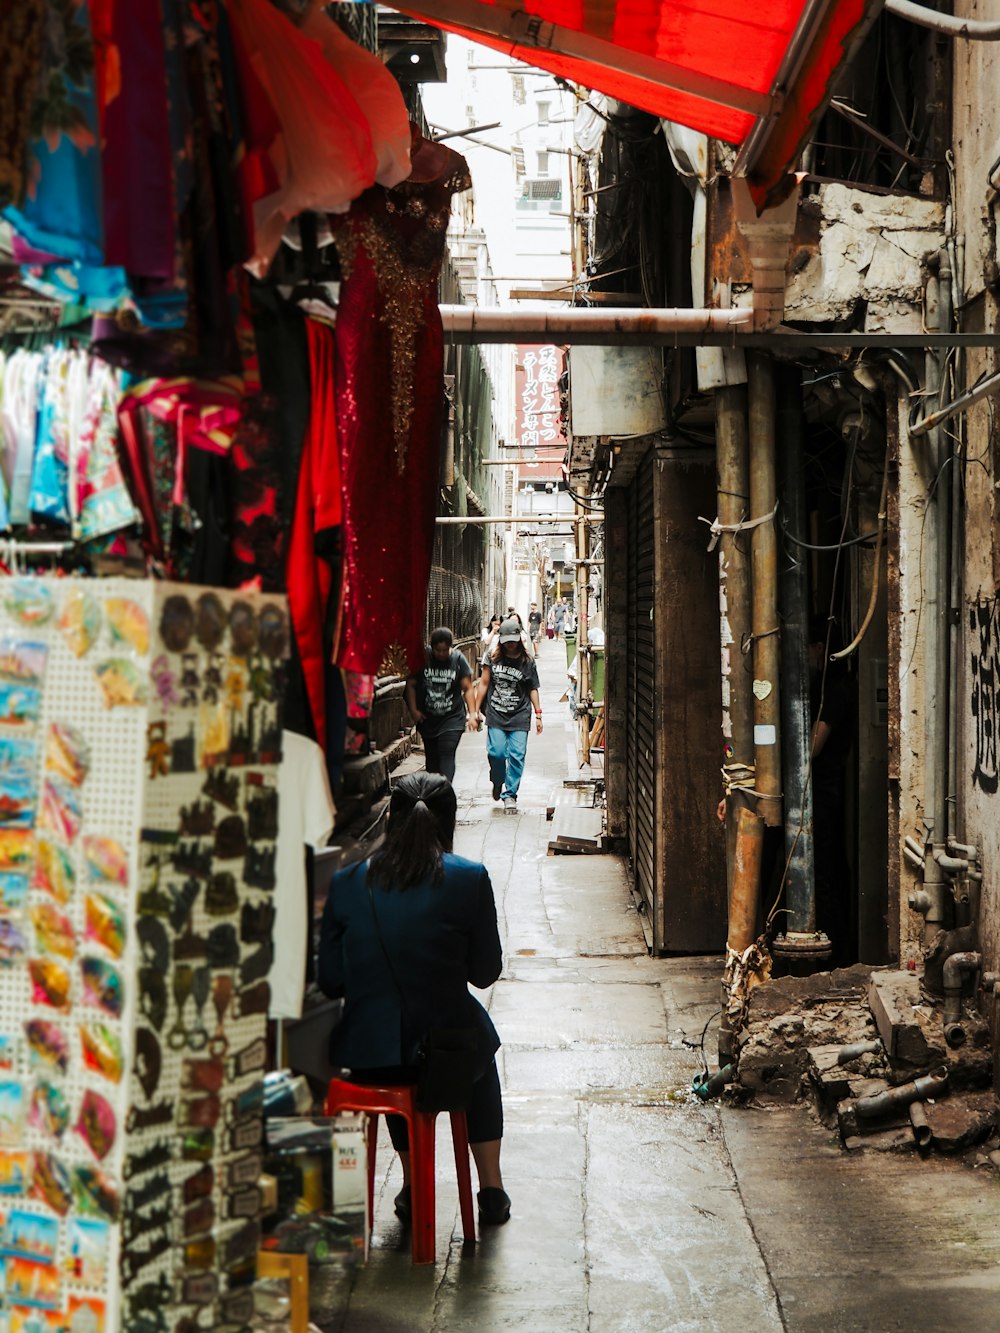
[564,606,576,635]
[485,610,534,660]
[527,602,543,645]
[482,614,503,648]
[546,606,555,640]
[476,619,543,814]
[552,600,566,640]
[405,628,478,783]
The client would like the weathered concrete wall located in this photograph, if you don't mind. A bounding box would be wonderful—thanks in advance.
[784,184,944,330]
[952,4,1000,976]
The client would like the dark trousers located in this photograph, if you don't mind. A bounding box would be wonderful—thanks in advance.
[422,729,461,783]
[346,1059,503,1150]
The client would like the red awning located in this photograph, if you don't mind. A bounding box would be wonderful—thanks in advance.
[388,0,878,208]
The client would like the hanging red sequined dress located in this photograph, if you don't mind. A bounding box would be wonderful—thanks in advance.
[330,143,471,676]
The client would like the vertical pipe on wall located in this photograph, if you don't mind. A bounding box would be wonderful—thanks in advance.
[776,366,826,949]
[747,354,783,827]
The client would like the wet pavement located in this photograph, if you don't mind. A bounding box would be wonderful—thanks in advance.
[320,639,1000,1332]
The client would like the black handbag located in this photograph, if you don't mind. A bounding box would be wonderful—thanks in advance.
[366,880,479,1113]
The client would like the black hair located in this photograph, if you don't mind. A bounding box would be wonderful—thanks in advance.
[367,772,457,889]
[429,627,454,648]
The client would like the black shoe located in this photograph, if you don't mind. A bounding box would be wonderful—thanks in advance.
[491,780,502,801]
[477,1187,511,1226]
[394,1185,411,1224]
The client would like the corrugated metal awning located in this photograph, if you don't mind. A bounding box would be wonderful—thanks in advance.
[386,0,879,208]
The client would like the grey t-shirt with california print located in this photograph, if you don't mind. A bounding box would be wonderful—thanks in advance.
[485,654,539,733]
[411,650,473,738]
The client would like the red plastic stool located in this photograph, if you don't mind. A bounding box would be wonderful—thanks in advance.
[324,1079,476,1265]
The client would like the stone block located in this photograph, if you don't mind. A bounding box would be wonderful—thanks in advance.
[924,1092,1000,1153]
[745,965,874,1023]
[340,751,389,799]
[808,1045,885,1107]
[843,1126,919,1153]
[868,971,930,1066]
[735,1048,807,1102]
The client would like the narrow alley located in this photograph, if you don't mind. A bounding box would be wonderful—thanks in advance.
[326,640,1000,1333]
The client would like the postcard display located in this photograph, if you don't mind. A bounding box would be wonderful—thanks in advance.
[0,577,287,1333]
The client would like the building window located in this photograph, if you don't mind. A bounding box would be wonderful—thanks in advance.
[537,100,550,125]
[536,150,549,177]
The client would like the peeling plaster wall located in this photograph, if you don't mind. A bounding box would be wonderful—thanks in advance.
[952,4,1000,975]
[785,184,944,330]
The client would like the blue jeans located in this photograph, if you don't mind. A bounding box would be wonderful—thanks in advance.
[487,727,528,799]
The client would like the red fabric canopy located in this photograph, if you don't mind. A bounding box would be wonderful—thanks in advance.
[390,0,877,208]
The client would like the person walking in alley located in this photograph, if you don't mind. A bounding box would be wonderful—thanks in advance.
[527,601,543,646]
[552,599,566,640]
[318,773,511,1227]
[476,618,543,813]
[404,628,478,783]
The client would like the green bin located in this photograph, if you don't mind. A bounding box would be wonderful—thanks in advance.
[564,632,576,667]
[590,647,605,704]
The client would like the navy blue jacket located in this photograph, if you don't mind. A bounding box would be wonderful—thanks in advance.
[318,853,502,1072]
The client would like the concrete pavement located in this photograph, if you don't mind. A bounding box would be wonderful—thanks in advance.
[318,638,1000,1332]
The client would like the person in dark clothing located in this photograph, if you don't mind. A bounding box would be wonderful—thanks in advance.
[318,773,511,1226]
[527,602,543,645]
[404,628,477,783]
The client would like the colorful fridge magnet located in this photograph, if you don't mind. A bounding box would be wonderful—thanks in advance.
[159,594,195,653]
[24,1021,68,1076]
[0,873,29,910]
[228,600,257,656]
[0,638,47,684]
[83,894,124,959]
[79,1025,122,1084]
[0,917,28,967]
[1,1208,59,1263]
[82,836,128,887]
[74,1090,116,1161]
[31,1151,73,1216]
[258,603,289,659]
[0,830,35,873]
[71,1164,119,1221]
[105,597,150,656]
[80,959,122,1018]
[33,838,74,904]
[67,1296,107,1332]
[0,735,39,827]
[58,588,102,657]
[0,1081,25,1145]
[28,959,71,1010]
[29,1082,70,1140]
[44,723,90,788]
[3,580,54,628]
[145,722,171,780]
[7,1255,61,1308]
[64,1218,110,1287]
[0,678,41,727]
[38,777,83,842]
[195,592,226,651]
[0,1151,31,1193]
[30,903,75,960]
[0,1034,14,1068]
[197,701,230,769]
[93,657,147,708]
[10,1307,66,1333]
[151,654,180,709]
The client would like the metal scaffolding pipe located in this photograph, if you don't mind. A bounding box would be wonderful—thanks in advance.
[747,354,783,828]
[440,305,751,341]
[886,0,1000,39]
[435,514,602,524]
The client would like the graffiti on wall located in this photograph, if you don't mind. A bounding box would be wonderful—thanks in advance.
[971,596,1000,794]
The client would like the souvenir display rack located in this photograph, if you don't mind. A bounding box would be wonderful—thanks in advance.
[0,576,287,1333]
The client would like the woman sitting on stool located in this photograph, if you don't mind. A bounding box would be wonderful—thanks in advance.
[317,772,511,1226]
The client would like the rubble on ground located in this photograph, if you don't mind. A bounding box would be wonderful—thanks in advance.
[730,952,1000,1162]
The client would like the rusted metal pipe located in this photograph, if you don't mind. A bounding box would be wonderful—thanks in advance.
[854,1066,949,1119]
[439,305,751,341]
[909,1101,932,1148]
[728,805,766,953]
[747,354,782,829]
[943,950,981,1048]
[836,1040,882,1065]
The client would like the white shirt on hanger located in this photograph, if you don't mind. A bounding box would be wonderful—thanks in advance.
[268,730,336,1020]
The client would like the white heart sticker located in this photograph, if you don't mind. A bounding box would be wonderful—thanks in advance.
[752,679,772,700]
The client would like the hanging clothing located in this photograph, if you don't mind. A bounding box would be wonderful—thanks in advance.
[225,0,377,277]
[330,141,471,676]
[4,0,104,265]
[286,320,342,746]
[0,0,45,210]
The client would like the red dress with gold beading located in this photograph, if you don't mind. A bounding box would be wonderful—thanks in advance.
[329,146,471,677]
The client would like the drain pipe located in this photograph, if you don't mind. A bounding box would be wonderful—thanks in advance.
[909,1101,932,1148]
[854,1065,949,1118]
[775,364,829,968]
[942,950,981,1048]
